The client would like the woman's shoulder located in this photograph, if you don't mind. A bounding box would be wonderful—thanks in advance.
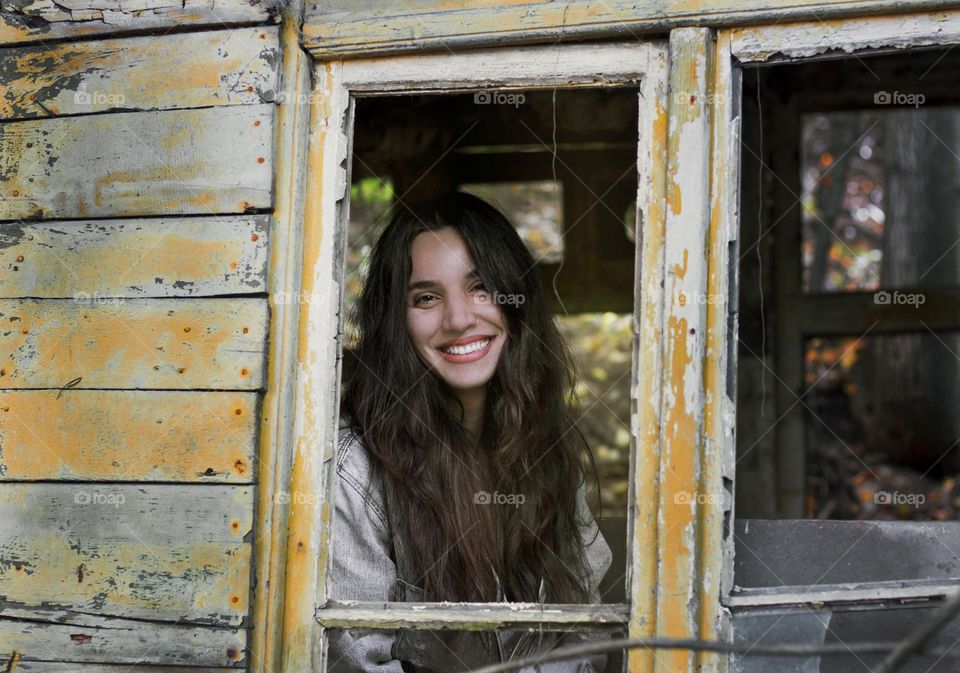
[335,415,389,529]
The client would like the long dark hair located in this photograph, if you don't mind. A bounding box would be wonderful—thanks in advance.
[341,191,596,603]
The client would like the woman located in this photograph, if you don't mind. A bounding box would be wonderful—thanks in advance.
[330,192,612,672]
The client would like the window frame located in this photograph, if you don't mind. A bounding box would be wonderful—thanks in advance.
[722,5,960,618]
[281,39,703,673]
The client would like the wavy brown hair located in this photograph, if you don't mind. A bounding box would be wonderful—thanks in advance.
[341,192,598,603]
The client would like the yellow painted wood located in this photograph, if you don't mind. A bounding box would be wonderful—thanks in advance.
[0,27,281,120]
[303,0,959,57]
[0,614,246,666]
[0,390,257,482]
[627,41,670,673]
[0,483,253,626]
[0,297,267,390]
[653,27,715,673]
[0,216,269,298]
[0,105,274,221]
[0,1,276,46]
[250,2,310,673]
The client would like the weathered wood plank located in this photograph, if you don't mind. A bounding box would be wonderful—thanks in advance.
[4,663,234,673]
[0,26,281,120]
[0,611,245,666]
[303,0,960,58]
[731,9,960,62]
[0,0,277,46]
[0,105,274,221]
[250,3,309,672]
[0,297,267,390]
[0,215,270,298]
[0,390,258,481]
[0,484,253,626]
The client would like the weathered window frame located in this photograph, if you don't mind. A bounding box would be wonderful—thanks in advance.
[279,40,691,673]
[721,6,960,620]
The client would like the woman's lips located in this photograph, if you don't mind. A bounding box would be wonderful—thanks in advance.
[437,336,494,363]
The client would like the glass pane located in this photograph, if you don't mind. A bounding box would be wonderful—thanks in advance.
[801,107,960,293]
[803,332,960,520]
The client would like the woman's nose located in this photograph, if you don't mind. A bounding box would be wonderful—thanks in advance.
[442,293,478,332]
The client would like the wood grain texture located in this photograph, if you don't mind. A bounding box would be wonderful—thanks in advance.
[0,215,270,298]
[0,26,281,120]
[0,297,268,390]
[0,483,253,627]
[0,105,274,221]
[0,663,234,673]
[0,609,246,666]
[731,8,960,62]
[0,0,278,46]
[0,390,258,481]
[303,0,960,58]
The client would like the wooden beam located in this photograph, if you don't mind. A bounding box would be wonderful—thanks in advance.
[303,0,960,59]
[249,1,311,672]
[317,601,629,631]
[731,8,960,62]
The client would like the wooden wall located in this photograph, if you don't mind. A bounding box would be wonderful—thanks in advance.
[0,1,282,669]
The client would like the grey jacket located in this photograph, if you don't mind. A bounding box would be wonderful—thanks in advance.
[327,420,614,673]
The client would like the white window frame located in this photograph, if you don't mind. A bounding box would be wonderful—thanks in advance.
[282,40,688,673]
[720,4,960,622]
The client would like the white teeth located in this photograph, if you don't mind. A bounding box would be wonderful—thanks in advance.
[441,338,491,356]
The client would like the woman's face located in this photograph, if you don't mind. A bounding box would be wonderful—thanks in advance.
[406,226,508,399]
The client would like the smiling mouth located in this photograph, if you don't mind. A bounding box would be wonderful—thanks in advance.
[439,337,492,356]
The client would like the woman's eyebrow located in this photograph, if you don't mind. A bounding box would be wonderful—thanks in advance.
[408,269,479,292]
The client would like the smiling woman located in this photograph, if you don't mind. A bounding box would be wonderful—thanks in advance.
[333,192,612,672]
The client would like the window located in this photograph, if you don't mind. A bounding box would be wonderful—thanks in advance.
[729,13,960,671]
[292,41,676,673]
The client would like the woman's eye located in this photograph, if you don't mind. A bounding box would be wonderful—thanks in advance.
[414,293,438,306]
[472,283,488,294]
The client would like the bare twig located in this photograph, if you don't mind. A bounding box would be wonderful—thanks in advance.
[876,589,960,673]
[466,634,960,673]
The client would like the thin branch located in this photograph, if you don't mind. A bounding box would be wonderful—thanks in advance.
[876,589,960,673]
[465,634,960,673]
